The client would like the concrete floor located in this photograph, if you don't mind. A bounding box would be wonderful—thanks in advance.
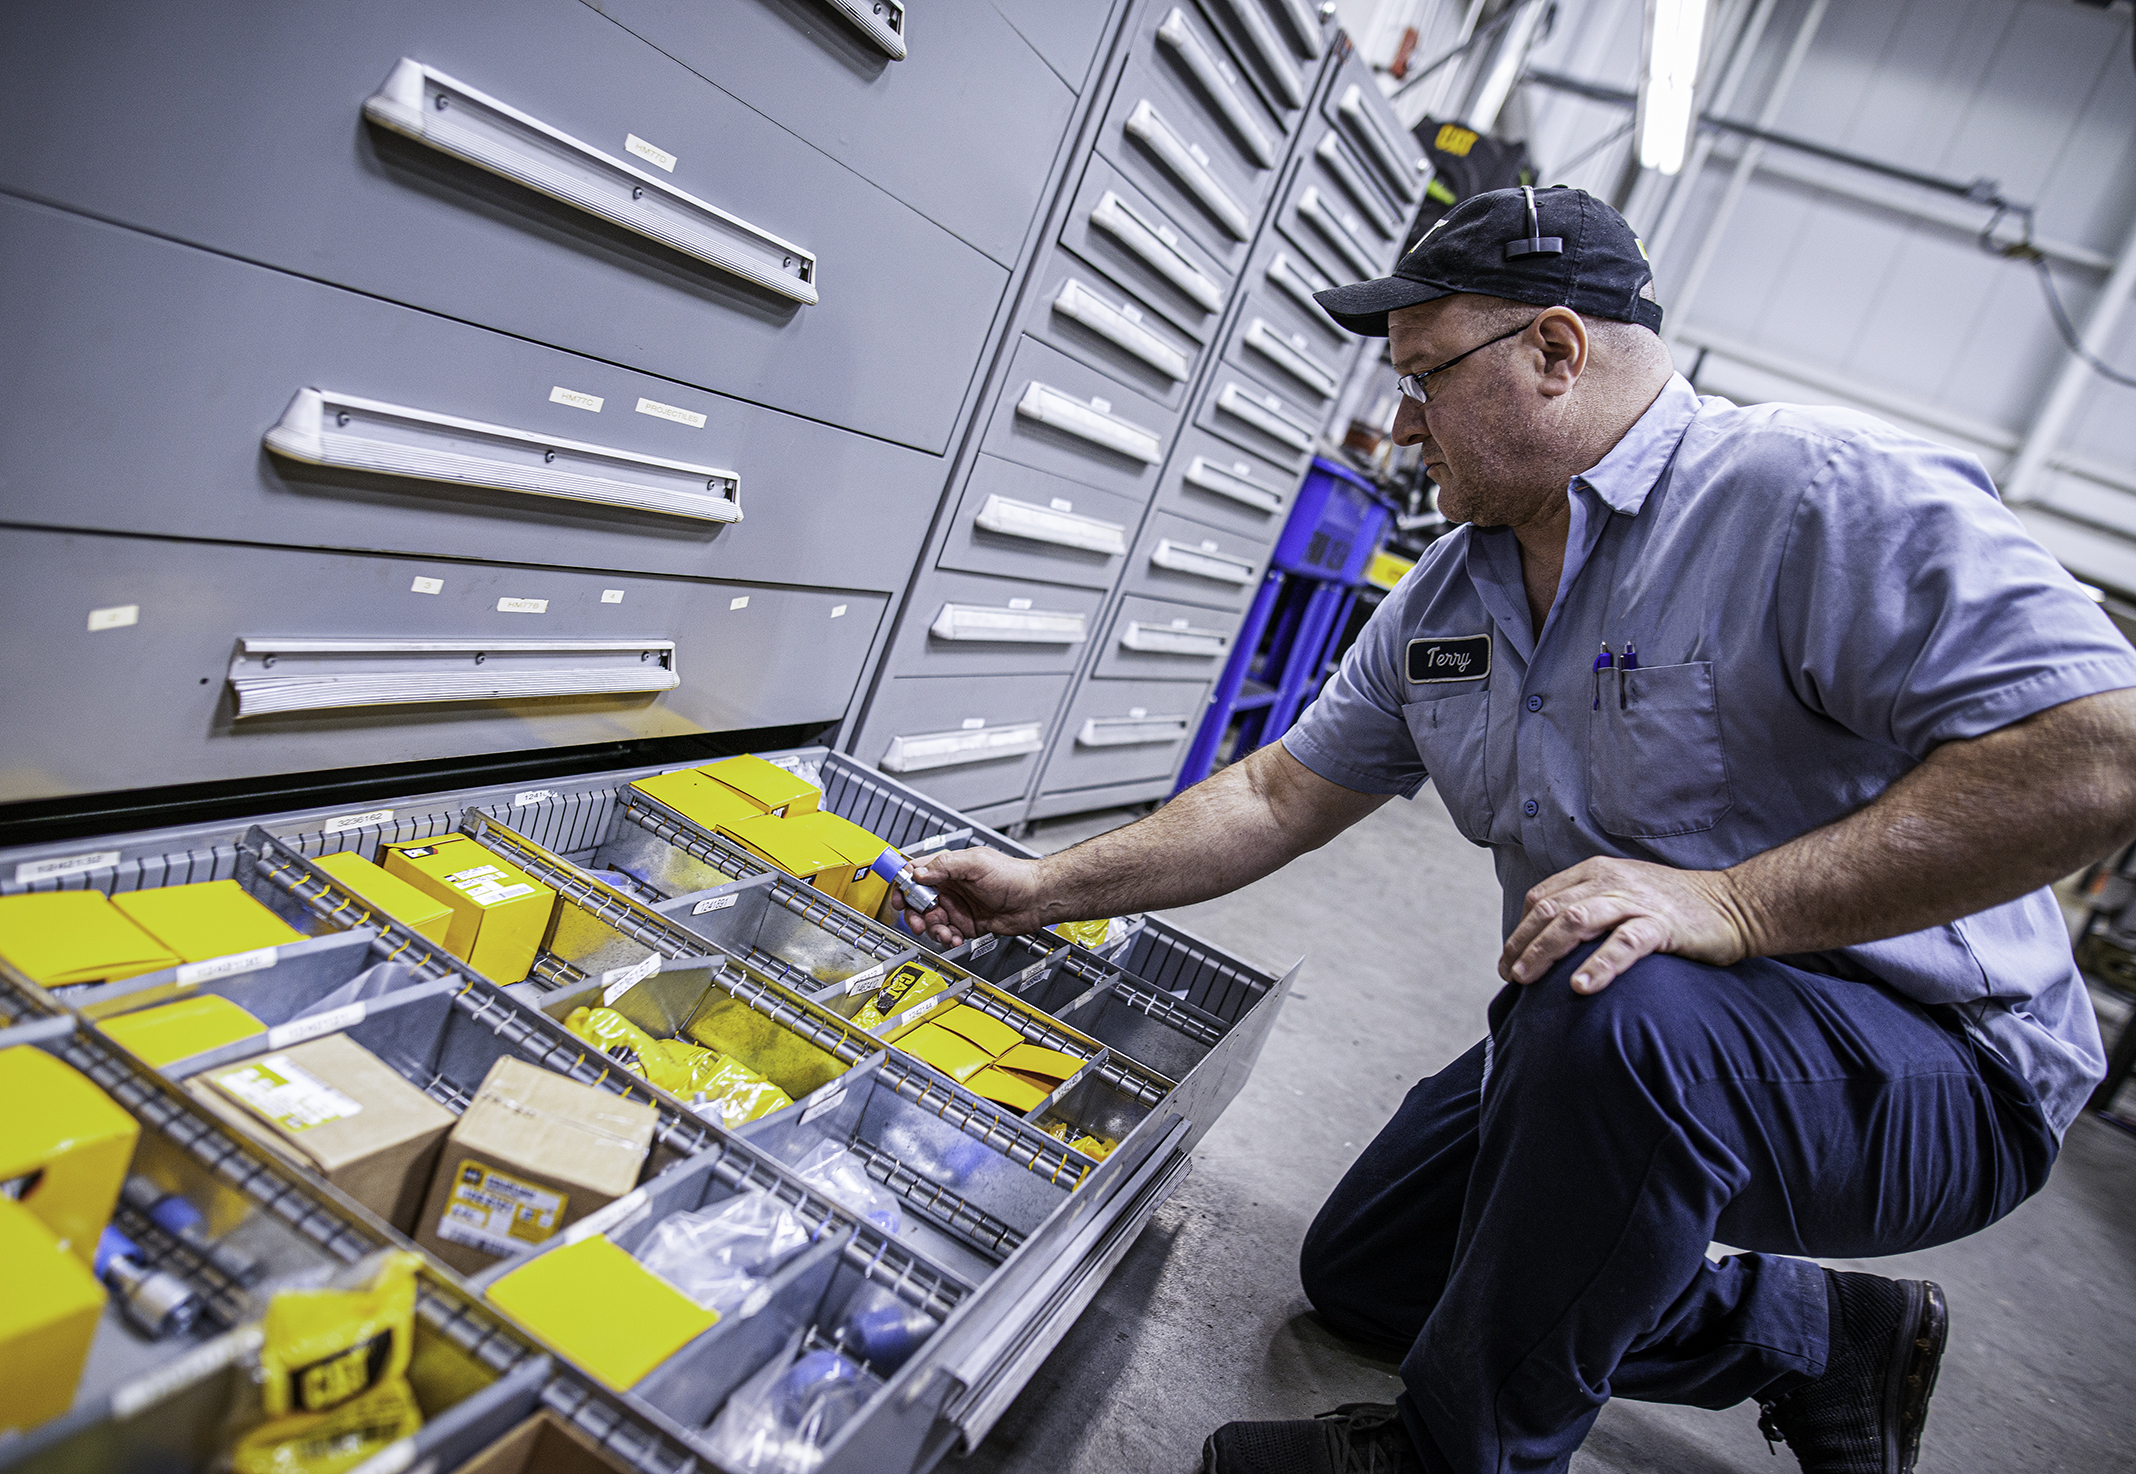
[962,786,2136,1473]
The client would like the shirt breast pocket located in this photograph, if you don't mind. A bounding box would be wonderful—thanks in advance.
[1588,661,1732,838]
[1403,687,1493,841]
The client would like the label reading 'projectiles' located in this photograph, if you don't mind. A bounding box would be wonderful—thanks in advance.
[214,1055,363,1133]
[437,1162,566,1258]
[442,863,536,908]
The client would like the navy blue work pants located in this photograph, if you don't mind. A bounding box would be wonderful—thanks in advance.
[1298,948,2057,1474]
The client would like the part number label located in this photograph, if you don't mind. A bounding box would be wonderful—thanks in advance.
[176,948,278,987]
[497,597,548,614]
[624,133,677,172]
[691,893,739,915]
[323,809,393,835]
[548,386,604,412]
[88,604,138,632]
[13,850,120,884]
[410,576,443,595]
[600,952,662,1004]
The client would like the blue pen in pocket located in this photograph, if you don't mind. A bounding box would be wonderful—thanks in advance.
[1592,643,1613,710]
[1618,643,1638,708]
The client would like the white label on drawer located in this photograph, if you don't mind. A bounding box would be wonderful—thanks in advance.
[87,604,138,632]
[841,963,886,996]
[961,717,986,729]
[800,1086,849,1125]
[175,948,278,987]
[1345,212,1362,233]
[267,1002,366,1049]
[410,576,444,595]
[601,589,625,604]
[1235,462,1251,474]
[1202,540,1220,551]
[1187,141,1210,165]
[13,850,120,884]
[624,133,677,172]
[691,893,739,915]
[600,953,663,1004]
[1009,598,1034,610]
[1090,396,1112,413]
[549,386,604,412]
[512,789,558,807]
[636,396,706,428]
[1292,332,1308,349]
[729,595,750,611]
[1119,301,1144,323]
[1049,497,1074,511]
[893,992,944,1028]
[1264,393,1283,410]
[831,604,848,618]
[1129,706,1148,718]
[1171,617,1191,628]
[497,597,548,614]
[323,808,393,835]
[1155,222,1179,246]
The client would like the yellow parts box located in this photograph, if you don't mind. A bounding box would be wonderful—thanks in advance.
[381,835,557,984]
[414,1057,655,1277]
[629,769,762,837]
[782,810,894,917]
[964,1067,1050,1114]
[722,812,851,900]
[100,994,266,1068]
[488,1234,717,1391]
[928,1005,1024,1058]
[0,1045,140,1265]
[698,754,820,818]
[997,1042,1085,1086]
[895,1022,993,1084]
[110,879,304,964]
[0,1198,105,1433]
[0,890,180,986]
[314,851,453,947]
[187,1036,456,1235]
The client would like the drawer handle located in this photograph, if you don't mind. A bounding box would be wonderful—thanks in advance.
[1077,713,1193,747]
[363,59,818,305]
[1090,192,1223,313]
[930,604,1089,644]
[1296,185,1380,279]
[882,721,1045,773]
[1121,620,1231,657]
[1244,319,1339,397]
[1124,100,1250,241]
[819,0,908,59]
[1152,538,1257,584]
[1339,84,1427,202]
[1315,133,1399,238]
[1215,382,1316,452]
[975,494,1128,555]
[1156,9,1274,168]
[227,638,679,718]
[1271,0,1328,58]
[1053,279,1191,381]
[1267,251,1341,333]
[264,388,743,524]
[1015,381,1164,464]
[1208,0,1304,107]
[1184,455,1286,514]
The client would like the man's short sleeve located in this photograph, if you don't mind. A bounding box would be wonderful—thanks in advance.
[1280,577,1431,797]
[1779,427,2136,757]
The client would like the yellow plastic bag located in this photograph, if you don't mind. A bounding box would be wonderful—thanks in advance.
[258,1252,418,1417]
[1049,918,1114,950]
[851,962,948,1032]
[230,1376,423,1474]
[688,1055,794,1129]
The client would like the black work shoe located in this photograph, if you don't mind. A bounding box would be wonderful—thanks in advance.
[1756,1271,1948,1473]
[1201,1402,1427,1474]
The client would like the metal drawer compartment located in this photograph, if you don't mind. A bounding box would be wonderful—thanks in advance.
[1123,509,1275,612]
[1194,359,1329,472]
[1319,68,1428,211]
[0,197,947,595]
[1139,3,1290,176]
[1247,238,1355,354]
[1057,154,1236,343]
[980,337,1179,503]
[1218,296,1347,406]
[0,0,1005,455]
[585,0,1076,267]
[1195,0,1312,121]
[1036,677,1213,794]
[1302,118,1407,256]
[1093,57,1265,267]
[853,674,1073,816]
[937,455,1145,593]
[891,570,1107,679]
[1017,251,1209,410]
[1092,595,1249,679]
[0,526,882,805]
[1152,424,1302,540]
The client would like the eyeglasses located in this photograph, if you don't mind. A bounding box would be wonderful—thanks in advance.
[1395,316,1540,403]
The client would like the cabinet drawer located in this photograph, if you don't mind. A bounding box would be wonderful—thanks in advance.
[1093,596,1248,679]
[1218,296,1346,406]
[1093,58,1265,267]
[891,570,1107,678]
[1056,155,1236,343]
[0,0,1003,454]
[981,338,1179,503]
[0,197,944,593]
[855,673,1071,815]
[1018,251,1208,410]
[1320,66,1428,211]
[1140,3,1288,175]
[1122,510,1273,613]
[587,0,1074,267]
[0,527,884,803]
[1038,677,1212,794]
[990,0,1121,90]
[1196,0,1312,120]
[937,456,1145,592]
[1276,168,1400,286]
[1153,425,1302,539]
[1194,359,1328,472]
[1247,239,1355,354]
[1304,121,1407,253]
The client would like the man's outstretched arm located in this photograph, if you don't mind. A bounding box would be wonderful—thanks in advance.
[900,741,1390,947]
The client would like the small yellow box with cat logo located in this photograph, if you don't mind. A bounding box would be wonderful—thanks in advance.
[381,835,557,982]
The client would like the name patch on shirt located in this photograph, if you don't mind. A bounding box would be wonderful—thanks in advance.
[1407,634,1491,683]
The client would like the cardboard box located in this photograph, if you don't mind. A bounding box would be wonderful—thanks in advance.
[414,1058,655,1277]
[454,1410,636,1474]
[100,994,266,1068]
[487,1235,716,1391]
[187,1035,455,1234]
[629,768,762,836]
[0,1045,140,1265]
[722,813,851,900]
[110,879,303,963]
[0,1199,105,1432]
[698,754,820,817]
[782,810,895,917]
[313,852,453,946]
[0,890,179,986]
[380,835,557,983]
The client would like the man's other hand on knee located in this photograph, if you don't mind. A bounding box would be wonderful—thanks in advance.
[1500,856,1754,995]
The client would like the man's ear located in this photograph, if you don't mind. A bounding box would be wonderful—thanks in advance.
[1532,306,1587,397]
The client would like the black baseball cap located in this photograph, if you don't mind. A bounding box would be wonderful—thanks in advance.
[1313,185,1663,337]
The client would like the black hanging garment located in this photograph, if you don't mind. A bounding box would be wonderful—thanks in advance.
[1404,119,1536,253]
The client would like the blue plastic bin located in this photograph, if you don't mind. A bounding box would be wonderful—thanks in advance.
[1272,456,1389,582]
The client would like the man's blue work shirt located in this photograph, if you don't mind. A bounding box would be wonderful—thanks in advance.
[1284,374,2136,1136]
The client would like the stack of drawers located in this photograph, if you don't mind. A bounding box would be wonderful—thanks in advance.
[0,0,1117,805]
[848,1,1422,828]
